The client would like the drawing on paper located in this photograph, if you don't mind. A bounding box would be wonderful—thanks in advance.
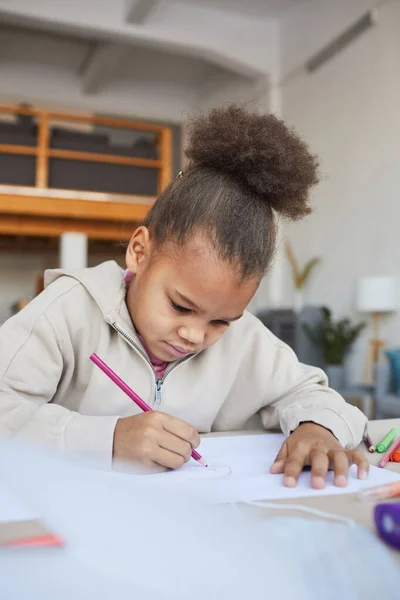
[181,463,232,479]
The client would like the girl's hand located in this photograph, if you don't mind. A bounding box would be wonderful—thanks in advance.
[270,422,369,489]
[113,412,200,472]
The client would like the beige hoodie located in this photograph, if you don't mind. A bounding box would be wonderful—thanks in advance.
[0,261,367,467]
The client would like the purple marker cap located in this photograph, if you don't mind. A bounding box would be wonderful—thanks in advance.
[374,502,400,550]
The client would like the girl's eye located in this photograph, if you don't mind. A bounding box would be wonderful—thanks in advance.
[170,299,229,325]
[170,300,191,314]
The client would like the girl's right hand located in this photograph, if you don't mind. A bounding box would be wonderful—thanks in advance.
[113,412,200,472]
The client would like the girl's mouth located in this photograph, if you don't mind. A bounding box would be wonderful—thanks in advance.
[163,342,192,358]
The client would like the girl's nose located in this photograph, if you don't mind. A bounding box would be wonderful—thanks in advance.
[177,325,205,346]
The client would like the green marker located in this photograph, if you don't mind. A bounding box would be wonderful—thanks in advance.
[376,428,398,453]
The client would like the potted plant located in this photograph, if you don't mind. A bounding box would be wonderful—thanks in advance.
[285,241,320,312]
[303,307,366,390]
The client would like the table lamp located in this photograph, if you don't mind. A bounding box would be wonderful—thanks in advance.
[356,276,397,382]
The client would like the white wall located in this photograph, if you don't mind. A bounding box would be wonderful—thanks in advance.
[280,0,400,381]
[0,251,125,324]
[199,72,269,113]
[0,254,54,324]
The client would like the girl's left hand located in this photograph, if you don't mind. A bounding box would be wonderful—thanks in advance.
[270,422,370,489]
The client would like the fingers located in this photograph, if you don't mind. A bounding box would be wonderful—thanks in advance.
[151,446,188,470]
[158,430,193,463]
[160,413,200,449]
[280,449,369,489]
[348,450,369,480]
[328,450,369,486]
[330,451,349,487]
[282,445,308,487]
[270,442,289,474]
[309,450,329,489]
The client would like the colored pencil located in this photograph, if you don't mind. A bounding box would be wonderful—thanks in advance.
[90,353,207,466]
[378,434,400,469]
[359,481,400,500]
[363,433,375,453]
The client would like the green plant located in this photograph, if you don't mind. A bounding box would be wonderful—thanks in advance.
[285,241,320,290]
[303,307,366,365]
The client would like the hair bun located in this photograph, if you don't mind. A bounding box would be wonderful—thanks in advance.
[185,104,319,220]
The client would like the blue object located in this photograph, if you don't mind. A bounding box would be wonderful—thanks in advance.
[375,361,400,418]
[375,502,400,550]
[385,349,400,395]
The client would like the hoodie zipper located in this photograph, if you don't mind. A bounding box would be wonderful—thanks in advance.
[111,322,194,409]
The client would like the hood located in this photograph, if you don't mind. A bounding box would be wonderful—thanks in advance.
[44,260,126,321]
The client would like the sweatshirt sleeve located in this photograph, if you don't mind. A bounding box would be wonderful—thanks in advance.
[258,339,367,450]
[0,305,119,467]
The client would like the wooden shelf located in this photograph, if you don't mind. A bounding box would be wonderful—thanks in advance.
[0,214,135,240]
[0,185,153,240]
[0,144,37,156]
[48,148,161,168]
[0,234,127,255]
[0,104,172,242]
[0,189,151,222]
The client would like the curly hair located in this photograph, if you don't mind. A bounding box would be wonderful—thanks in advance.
[144,104,319,279]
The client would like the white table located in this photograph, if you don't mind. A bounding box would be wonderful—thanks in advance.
[207,419,400,560]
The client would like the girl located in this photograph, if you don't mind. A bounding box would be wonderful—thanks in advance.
[0,105,368,488]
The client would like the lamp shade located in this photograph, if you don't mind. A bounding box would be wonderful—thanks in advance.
[356,277,397,313]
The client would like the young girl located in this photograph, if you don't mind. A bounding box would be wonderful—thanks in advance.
[0,105,368,488]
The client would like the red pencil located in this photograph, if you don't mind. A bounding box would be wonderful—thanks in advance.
[90,353,207,466]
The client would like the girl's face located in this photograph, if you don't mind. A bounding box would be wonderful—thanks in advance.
[125,228,259,362]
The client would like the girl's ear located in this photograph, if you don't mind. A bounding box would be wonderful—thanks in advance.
[125,227,152,274]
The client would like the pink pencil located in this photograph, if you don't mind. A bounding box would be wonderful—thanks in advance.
[378,434,400,468]
[90,353,207,466]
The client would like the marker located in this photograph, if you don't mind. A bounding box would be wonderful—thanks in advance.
[389,449,400,463]
[378,435,400,469]
[376,428,398,453]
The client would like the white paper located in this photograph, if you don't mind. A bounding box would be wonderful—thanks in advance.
[151,434,400,503]
[2,438,400,599]
[0,480,36,522]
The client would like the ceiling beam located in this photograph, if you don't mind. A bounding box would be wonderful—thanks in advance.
[125,0,160,25]
[80,42,128,95]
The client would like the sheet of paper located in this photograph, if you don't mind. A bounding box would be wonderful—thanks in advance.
[151,434,400,503]
[2,438,400,599]
[0,479,36,522]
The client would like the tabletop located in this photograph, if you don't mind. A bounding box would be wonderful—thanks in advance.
[207,419,400,560]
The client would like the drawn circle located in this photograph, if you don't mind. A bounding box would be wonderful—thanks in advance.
[184,463,232,479]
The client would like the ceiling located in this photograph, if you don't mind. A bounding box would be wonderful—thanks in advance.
[0,27,89,72]
[0,24,228,89]
[0,0,306,122]
[177,0,305,19]
[0,0,304,81]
